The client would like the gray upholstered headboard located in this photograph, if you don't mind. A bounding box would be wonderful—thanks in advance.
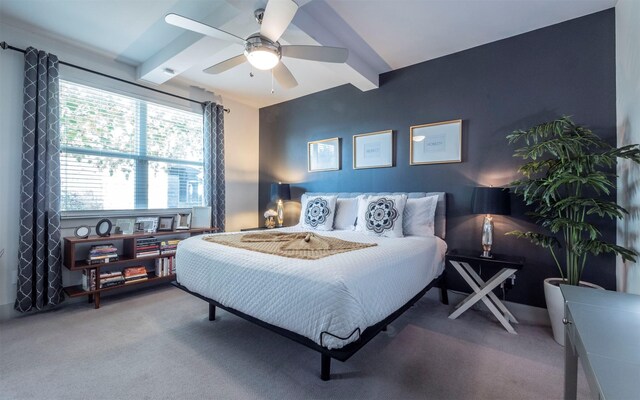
[303,192,447,240]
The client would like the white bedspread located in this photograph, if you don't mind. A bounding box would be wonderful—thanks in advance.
[176,227,447,349]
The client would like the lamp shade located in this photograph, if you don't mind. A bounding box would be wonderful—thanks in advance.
[471,187,511,215]
[270,182,291,202]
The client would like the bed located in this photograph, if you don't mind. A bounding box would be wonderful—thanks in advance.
[174,192,448,380]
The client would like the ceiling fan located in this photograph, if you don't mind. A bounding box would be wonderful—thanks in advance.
[165,0,349,90]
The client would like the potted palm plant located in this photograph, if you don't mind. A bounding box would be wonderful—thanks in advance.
[507,116,640,345]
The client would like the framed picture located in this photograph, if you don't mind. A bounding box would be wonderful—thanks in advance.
[410,119,462,165]
[114,218,135,235]
[175,213,192,230]
[135,217,158,233]
[308,137,340,172]
[353,130,393,169]
[157,216,175,232]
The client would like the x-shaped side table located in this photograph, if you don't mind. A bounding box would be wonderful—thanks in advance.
[446,250,525,334]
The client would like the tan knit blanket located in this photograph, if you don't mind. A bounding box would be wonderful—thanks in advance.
[202,232,376,260]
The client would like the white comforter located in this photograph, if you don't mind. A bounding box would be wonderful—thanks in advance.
[176,227,447,349]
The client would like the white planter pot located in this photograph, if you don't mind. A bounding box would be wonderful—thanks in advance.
[544,278,603,346]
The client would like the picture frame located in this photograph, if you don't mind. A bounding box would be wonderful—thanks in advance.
[95,219,112,237]
[157,216,175,232]
[114,218,135,235]
[308,137,340,172]
[410,119,462,165]
[175,213,192,230]
[353,130,393,169]
[135,217,158,233]
[74,225,90,239]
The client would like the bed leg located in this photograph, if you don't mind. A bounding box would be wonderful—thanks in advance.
[439,272,449,305]
[209,303,216,321]
[321,354,331,381]
[382,325,388,332]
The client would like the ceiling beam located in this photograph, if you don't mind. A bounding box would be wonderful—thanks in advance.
[137,2,243,84]
[292,0,390,91]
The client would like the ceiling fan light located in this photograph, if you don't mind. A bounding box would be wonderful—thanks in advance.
[246,48,280,70]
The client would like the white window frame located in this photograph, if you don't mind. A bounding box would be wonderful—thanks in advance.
[59,78,205,219]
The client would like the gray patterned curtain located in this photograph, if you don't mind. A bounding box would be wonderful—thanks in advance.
[15,47,63,312]
[203,102,226,232]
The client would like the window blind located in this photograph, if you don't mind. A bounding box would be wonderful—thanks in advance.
[59,80,204,211]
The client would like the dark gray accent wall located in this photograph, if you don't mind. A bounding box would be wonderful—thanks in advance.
[258,10,616,308]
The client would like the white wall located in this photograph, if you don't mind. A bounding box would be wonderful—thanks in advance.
[0,21,259,317]
[616,0,640,294]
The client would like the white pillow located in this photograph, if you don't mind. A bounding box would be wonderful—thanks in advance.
[403,196,438,237]
[333,198,358,230]
[355,194,407,238]
[299,195,337,231]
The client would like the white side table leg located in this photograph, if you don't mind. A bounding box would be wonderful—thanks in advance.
[448,260,518,334]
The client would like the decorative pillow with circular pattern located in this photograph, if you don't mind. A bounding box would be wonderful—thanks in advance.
[365,198,399,233]
[300,195,337,231]
[355,194,407,237]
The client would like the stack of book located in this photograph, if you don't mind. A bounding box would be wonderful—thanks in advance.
[155,257,176,277]
[136,237,160,257]
[82,269,97,291]
[123,266,148,284]
[86,244,118,265]
[99,271,125,289]
[160,239,181,255]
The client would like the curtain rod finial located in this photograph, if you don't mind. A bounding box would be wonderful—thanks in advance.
[0,42,7,50]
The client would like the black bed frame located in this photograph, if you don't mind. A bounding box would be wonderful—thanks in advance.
[172,271,448,381]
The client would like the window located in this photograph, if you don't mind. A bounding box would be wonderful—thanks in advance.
[59,81,204,211]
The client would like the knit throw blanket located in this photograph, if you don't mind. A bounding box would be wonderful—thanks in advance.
[202,232,377,260]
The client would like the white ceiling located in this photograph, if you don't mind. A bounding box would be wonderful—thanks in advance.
[0,0,617,108]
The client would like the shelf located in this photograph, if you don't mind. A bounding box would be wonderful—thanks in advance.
[63,227,215,244]
[70,252,176,270]
[64,273,176,297]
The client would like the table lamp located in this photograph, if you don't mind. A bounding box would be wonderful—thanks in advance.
[270,182,291,227]
[471,186,511,258]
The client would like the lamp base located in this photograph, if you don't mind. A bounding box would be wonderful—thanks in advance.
[480,251,493,259]
[277,200,284,228]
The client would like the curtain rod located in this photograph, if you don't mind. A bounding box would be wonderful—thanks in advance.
[0,41,230,113]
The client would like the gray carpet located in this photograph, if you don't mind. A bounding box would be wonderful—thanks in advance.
[0,285,589,400]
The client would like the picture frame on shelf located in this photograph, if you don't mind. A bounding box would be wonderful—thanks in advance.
[308,137,340,172]
[191,206,212,228]
[157,216,175,232]
[74,225,90,239]
[95,219,112,237]
[353,130,393,169]
[175,213,191,230]
[410,119,462,165]
[135,217,158,233]
[114,218,135,235]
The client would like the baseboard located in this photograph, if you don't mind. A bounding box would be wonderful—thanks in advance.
[425,289,550,326]
[2,287,550,326]
[0,302,20,320]
[0,296,87,321]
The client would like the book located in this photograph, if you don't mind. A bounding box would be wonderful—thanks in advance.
[86,256,119,265]
[123,266,147,277]
[99,271,122,279]
[100,280,125,289]
[124,274,148,281]
[137,251,160,257]
[82,269,97,291]
[125,277,148,284]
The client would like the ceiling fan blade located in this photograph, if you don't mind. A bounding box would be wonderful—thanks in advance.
[281,45,348,63]
[260,0,298,42]
[165,13,245,46]
[203,54,247,74]
[273,62,298,89]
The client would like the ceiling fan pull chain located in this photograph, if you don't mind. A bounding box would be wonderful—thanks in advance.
[271,70,275,94]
